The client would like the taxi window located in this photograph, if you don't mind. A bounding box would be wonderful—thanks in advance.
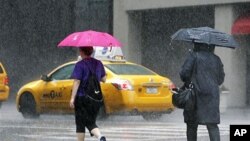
[51,64,75,80]
[0,66,3,73]
[105,64,156,75]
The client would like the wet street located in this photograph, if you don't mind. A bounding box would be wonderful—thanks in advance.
[0,102,236,141]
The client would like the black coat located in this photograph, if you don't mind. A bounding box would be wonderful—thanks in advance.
[180,50,225,124]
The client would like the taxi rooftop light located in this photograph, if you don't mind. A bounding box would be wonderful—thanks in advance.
[107,55,126,62]
[77,55,126,63]
[92,46,126,62]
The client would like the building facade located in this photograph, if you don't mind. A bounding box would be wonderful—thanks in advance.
[113,0,250,107]
[0,0,113,99]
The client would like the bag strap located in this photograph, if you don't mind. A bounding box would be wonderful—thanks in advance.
[83,59,97,75]
[81,59,97,89]
[189,52,198,88]
[192,52,198,77]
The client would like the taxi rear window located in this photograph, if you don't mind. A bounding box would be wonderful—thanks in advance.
[105,64,156,75]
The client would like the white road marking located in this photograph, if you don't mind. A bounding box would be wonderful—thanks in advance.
[0,122,229,141]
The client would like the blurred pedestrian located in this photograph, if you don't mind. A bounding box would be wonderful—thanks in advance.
[70,46,107,141]
[180,43,225,141]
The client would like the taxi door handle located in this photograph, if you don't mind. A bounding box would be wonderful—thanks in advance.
[60,87,66,90]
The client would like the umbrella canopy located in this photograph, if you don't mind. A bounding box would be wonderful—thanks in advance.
[171,27,239,49]
[58,30,122,47]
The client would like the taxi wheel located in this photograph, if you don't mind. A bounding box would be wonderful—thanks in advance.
[19,93,40,119]
[142,113,163,120]
[0,102,2,108]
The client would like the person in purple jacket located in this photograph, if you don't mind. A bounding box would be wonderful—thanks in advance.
[69,46,106,141]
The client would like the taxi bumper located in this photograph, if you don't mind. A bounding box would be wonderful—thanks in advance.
[0,86,9,101]
[107,90,174,113]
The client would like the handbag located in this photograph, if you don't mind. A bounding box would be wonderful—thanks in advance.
[172,52,197,110]
[172,84,196,110]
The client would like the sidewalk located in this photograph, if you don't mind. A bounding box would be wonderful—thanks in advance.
[220,107,250,125]
[166,106,250,126]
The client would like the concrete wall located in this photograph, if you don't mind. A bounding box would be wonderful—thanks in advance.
[140,7,214,85]
[0,0,76,100]
[113,0,130,58]
[114,0,250,50]
[245,36,250,105]
[122,0,250,10]
[127,12,143,64]
[215,5,247,107]
[0,0,113,100]
[75,0,113,32]
[232,4,250,105]
[114,4,214,86]
[114,1,250,107]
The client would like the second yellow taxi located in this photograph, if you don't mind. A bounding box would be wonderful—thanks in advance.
[0,62,9,108]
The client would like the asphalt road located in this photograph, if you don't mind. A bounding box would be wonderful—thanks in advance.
[0,102,233,141]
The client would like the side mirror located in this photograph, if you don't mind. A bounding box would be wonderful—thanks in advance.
[41,74,51,82]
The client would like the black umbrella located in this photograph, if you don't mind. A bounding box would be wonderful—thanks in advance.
[171,27,239,49]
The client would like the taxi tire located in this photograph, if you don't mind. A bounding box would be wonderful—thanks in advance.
[19,93,40,119]
[0,102,2,108]
[142,113,163,120]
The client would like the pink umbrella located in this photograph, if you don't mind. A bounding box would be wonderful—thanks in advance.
[58,30,122,47]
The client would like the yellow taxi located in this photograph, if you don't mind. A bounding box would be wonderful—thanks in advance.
[0,62,10,107]
[16,48,175,119]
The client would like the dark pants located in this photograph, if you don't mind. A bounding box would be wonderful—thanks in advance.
[187,123,220,141]
[74,96,101,135]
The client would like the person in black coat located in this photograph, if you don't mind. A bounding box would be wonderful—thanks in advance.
[180,43,225,141]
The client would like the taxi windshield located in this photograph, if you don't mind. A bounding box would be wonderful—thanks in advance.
[105,64,156,75]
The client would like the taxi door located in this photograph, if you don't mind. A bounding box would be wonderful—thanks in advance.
[100,69,123,114]
[0,65,4,93]
[0,63,9,101]
[40,64,74,113]
[0,66,5,97]
[40,80,63,111]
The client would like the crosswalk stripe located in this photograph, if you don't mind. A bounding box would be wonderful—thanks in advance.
[1,121,229,141]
